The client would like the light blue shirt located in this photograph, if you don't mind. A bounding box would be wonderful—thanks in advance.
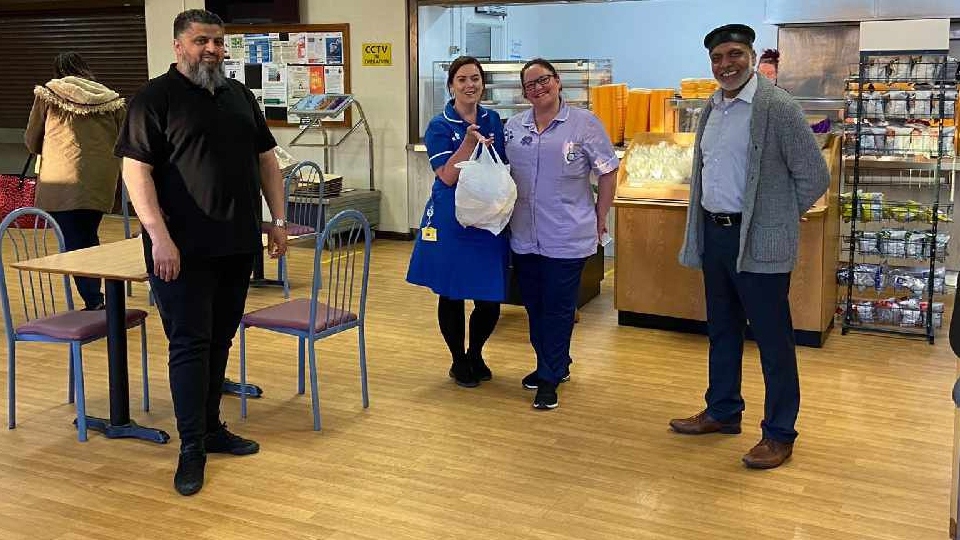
[700,73,757,214]
[504,104,619,259]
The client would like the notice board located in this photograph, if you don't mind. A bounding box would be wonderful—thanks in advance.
[224,23,351,128]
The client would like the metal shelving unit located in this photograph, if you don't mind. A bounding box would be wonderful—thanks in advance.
[286,93,381,232]
[840,48,955,344]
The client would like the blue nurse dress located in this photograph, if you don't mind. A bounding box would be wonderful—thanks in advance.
[406,100,509,302]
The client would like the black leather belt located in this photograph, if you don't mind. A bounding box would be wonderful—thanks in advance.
[703,210,742,227]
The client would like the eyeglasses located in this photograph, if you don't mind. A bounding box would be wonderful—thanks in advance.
[522,74,555,93]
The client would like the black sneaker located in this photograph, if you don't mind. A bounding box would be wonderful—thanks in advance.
[174,446,206,496]
[533,382,559,410]
[468,351,492,381]
[204,423,260,455]
[521,370,570,390]
[448,361,479,388]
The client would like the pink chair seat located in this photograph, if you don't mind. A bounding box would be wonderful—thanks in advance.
[261,222,316,237]
[17,309,148,341]
[242,299,357,333]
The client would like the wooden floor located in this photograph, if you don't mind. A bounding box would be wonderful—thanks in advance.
[0,217,956,540]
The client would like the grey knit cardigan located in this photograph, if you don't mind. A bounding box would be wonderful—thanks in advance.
[678,75,830,274]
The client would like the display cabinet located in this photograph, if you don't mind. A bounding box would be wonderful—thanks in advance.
[668,98,709,133]
[430,59,612,121]
[612,133,842,347]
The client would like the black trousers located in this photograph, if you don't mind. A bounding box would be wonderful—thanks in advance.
[437,296,500,362]
[48,209,104,309]
[702,216,800,443]
[149,253,254,446]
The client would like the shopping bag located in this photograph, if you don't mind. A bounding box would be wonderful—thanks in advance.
[0,155,40,228]
[454,143,516,235]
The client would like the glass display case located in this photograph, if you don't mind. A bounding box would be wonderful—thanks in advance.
[430,58,612,123]
[668,98,708,133]
[615,132,696,202]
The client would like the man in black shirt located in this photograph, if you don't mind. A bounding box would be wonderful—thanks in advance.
[115,9,288,496]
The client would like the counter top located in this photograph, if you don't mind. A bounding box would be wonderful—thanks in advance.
[409,143,626,159]
[613,194,829,216]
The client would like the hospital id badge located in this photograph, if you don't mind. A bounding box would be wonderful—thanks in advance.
[422,226,438,242]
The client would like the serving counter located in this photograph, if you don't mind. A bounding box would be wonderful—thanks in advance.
[613,134,842,347]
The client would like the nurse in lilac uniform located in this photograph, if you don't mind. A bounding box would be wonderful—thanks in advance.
[406,56,510,389]
[504,58,619,410]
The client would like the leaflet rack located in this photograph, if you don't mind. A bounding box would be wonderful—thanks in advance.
[288,94,375,190]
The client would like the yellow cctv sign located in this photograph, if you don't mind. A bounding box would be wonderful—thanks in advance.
[362,43,392,66]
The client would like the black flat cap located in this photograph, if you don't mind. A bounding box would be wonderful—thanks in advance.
[704,24,756,51]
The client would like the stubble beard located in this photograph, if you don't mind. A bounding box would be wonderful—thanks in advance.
[718,69,754,93]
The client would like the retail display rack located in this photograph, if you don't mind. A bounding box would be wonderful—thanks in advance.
[839,48,958,344]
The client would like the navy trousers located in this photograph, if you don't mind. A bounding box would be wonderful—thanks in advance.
[513,252,586,385]
[702,216,800,443]
[49,209,104,310]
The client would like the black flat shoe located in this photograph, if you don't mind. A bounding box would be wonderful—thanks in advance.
[174,447,206,496]
[521,370,570,390]
[468,352,492,382]
[532,382,559,410]
[204,423,260,455]
[449,361,479,388]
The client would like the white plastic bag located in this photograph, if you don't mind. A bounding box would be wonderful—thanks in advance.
[454,143,516,235]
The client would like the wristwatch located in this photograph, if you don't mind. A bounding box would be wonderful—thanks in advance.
[272,218,287,229]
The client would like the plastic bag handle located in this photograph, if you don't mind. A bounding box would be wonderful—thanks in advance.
[476,141,505,165]
[484,143,505,165]
[469,140,484,161]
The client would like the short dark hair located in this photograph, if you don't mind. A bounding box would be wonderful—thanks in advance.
[520,58,558,84]
[446,56,485,91]
[173,9,224,39]
[54,52,95,80]
[759,48,780,66]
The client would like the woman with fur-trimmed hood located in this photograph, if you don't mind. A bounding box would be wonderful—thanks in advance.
[24,52,126,310]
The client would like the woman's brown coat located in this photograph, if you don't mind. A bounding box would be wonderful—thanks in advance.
[24,76,126,213]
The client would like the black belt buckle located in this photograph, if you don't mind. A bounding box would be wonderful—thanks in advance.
[705,210,740,227]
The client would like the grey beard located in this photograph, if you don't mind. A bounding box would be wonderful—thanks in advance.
[182,59,227,93]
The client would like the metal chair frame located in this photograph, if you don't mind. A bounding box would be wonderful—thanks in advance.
[239,209,371,430]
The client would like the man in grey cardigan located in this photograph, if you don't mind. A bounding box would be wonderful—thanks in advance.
[670,24,829,469]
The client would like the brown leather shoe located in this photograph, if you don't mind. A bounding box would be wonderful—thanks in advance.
[669,410,741,435]
[742,438,793,469]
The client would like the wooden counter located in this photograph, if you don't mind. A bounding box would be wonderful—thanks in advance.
[614,135,841,347]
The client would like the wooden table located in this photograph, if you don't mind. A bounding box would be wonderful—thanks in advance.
[10,238,170,444]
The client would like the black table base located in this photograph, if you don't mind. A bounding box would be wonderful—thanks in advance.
[99,279,169,444]
[251,249,283,288]
[77,417,170,443]
[222,379,263,398]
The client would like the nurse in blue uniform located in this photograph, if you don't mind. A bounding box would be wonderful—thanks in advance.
[406,56,509,388]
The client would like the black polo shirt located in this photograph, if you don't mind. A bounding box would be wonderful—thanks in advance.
[114,64,277,260]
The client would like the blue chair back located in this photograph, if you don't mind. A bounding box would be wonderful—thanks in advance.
[0,208,73,343]
[286,161,326,241]
[308,209,371,338]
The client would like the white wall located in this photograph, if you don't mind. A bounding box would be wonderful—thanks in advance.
[504,6,541,62]
[142,0,410,234]
[144,0,205,78]
[509,0,777,89]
